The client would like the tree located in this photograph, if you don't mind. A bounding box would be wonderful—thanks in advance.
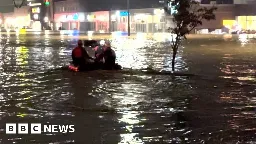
[13,0,26,8]
[164,0,217,71]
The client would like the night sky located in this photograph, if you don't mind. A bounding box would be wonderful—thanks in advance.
[78,0,163,11]
[0,0,163,13]
[0,0,14,13]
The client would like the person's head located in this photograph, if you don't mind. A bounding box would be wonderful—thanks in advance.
[104,41,111,48]
[99,40,105,46]
[77,40,83,47]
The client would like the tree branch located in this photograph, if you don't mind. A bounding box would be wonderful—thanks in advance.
[13,0,25,8]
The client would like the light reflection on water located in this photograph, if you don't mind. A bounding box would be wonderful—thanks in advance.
[0,34,256,143]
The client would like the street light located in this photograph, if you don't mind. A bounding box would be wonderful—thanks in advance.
[13,0,26,8]
[127,0,130,36]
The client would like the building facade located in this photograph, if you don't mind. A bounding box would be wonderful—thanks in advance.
[3,6,31,29]
[77,0,163,12]
[53,0,168,33]
[2,0,256,33]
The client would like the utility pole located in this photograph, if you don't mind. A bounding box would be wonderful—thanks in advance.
[51,0,55,30]
[40,0,45,30]
[127,0,130,36]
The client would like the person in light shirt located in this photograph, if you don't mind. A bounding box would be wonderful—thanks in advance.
[84,40,117,70]
[99,40,116,70]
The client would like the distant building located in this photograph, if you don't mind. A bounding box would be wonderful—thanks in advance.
[2,6,31,29]
[53,0,167,32]
[200,0,256,4]
[53,0,163,12]
[201,0,233,4]
[233,0,256,4]
[78,0,163,12]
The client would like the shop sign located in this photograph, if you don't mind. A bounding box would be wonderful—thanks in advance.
[120,11,129,16]
[33,14,40,21]
[32,7,40,13]
[87,15,96,21]
[61,13,85,21]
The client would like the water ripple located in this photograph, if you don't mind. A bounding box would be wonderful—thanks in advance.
[0,34,255,143]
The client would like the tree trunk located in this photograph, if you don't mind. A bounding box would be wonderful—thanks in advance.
[172,47,177,72]
[171,37,179,72]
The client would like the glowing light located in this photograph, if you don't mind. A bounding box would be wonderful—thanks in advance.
[15,29,19,36]
[32,7,40,13]
[136,32,147,41]
[78,14,85,21]
[69,65,78,72]
[238,34,249,46]
[33,14,39,20]
[15,46,29,67]
[73,13,79,20]
[45,0,50,6]
[60,30,65,35]
[116,11,120,16]
[87,31,94,37]
[44,17,48,22]
[98,15,105,21]
[28,2,41,6]
[134,14,147,21]
[111,15,116,21]
[119,11,129,16]
[45,30,50,38]
[44,48,52,55]
[67,15,72,21]
[33,31,41,35]
[154,9,164,15]
[6,18,14,24]
[99,40,105,45]
[87,15,95,21]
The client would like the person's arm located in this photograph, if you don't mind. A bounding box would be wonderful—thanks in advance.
[97,53,104,59]
[111,49,116,58]
[71,50,75,60]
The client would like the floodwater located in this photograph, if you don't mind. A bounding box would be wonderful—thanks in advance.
[0,33,255,144]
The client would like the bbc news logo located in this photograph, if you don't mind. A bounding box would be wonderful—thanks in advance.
[6,123,75,134]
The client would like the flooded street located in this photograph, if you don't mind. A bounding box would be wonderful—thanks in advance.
[0,33,255,143]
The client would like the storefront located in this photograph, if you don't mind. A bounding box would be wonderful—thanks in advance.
[54,12,85,30]
[30,6,41,30]
[55,12,110,32]
[236,16,256,30]
[87,11,109,33]
[53,8,169,33]
[222,16,256,33]
[110,11,129,32]
[152,9,166,32]
[109,8,167,33]
[3,7,31,30]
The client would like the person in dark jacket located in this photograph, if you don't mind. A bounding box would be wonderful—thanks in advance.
[72,40,94,69]
[95,41,116,70]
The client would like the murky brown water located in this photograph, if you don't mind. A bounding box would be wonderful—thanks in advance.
[0,33,255,143]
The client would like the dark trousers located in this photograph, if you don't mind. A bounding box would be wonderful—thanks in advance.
[72,58,85,67]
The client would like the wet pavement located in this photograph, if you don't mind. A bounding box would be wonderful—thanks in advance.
[0,33,255,143]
